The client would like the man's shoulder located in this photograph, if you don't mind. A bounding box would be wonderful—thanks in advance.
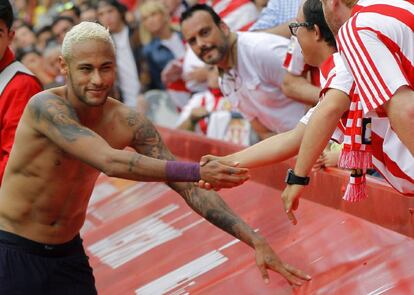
[10,72,42,88]
[2,73,42,100]
[238,32,289,53]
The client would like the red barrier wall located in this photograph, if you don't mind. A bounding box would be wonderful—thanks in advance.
[83,128,414,294]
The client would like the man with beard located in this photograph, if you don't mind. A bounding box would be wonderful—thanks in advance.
[181,4,307,141]
[0,21,310,293]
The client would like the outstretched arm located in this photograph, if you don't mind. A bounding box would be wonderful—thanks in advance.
[27,93,248,187]
[202,123,306,169]
[281,89,350,224]
[126,109,311,286]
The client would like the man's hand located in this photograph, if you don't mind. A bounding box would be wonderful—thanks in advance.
[281,184,306,225]
[184,66,210,83]
[198,154,234,190]
[190,107,209,124]
[161,59,183,84]
[200,159,249,190]
[254,239,311,286]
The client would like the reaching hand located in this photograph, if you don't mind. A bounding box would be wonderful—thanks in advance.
[199,158,249,190]
[254,240,311,286]
[280,184,306,225]
[161,59,183,84]
[184,66,210,83]
[190,107,209,123]
[321,150,340,167]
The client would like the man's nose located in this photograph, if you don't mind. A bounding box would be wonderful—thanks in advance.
[196,37,207,49]
[91,70,103,85]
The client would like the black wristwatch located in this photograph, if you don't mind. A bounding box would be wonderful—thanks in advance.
[285,168,310,185]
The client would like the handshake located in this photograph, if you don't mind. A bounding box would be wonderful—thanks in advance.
[198,154,249,190]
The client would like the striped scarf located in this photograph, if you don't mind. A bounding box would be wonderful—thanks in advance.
[338,93,373,202]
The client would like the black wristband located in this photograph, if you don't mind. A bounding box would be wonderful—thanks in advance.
[285,168,310,185]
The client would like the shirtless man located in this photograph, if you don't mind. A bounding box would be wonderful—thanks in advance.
[0,22,309,294]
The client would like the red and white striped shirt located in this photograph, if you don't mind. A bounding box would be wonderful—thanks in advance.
[336,0,414,195]
[204,0,259,32]
[337,0,414,115]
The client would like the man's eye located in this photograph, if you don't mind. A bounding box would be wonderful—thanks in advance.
[200,28,210,36]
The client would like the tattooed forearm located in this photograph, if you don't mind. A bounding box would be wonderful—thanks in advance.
[29,94,95,142]
[127,110,175,160]
[205,209,238,237]
[124,110,256,246]
[169,183,250,243]
[128,154,142,172]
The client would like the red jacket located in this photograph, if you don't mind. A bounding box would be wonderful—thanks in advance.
[0,48,42,184]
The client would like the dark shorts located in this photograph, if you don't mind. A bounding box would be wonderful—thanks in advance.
[0,230,97,295]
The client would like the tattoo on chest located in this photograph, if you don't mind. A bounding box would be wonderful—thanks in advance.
[30,94,95,142]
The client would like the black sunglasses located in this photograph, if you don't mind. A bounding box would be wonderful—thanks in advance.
[288,22,314,36]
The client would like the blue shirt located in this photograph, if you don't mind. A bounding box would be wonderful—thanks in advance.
[249,0,301,31]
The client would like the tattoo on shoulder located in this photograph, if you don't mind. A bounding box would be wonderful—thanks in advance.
[28,93,95,142]
[126,109,175,160]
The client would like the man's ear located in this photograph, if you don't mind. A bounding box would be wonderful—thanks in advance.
[59,56,68,75]
[219,21,230,35]
[7,29,15,45]
[314,24,323,42]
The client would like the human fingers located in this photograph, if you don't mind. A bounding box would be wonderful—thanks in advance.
[256,258,270,284]
[200,154,217,166]
[284,264,312,281]
[281,190,297,225]
[220,173,250,185]
[286,210,297,225]
[292,198,300,211]
[219,160,241,168]
[266,262,304,287]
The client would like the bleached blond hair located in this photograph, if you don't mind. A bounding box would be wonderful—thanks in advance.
[61,21,115,61]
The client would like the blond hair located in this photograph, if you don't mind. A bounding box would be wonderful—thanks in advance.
[138,1,171,44]
[61,21,115,61]
[139,1,168,18]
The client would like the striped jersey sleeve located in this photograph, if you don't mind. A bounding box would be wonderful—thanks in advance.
[337,0,414,115]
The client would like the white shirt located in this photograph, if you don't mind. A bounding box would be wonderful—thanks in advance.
[182,0,258,93]
[300,53,354,143]
[112,26,141,108]
[175,90,227,132]
[283,36,305,76]
[220,32,306,133]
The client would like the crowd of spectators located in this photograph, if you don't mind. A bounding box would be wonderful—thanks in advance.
[6,0,358,170]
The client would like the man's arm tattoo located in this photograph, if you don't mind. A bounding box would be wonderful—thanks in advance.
[29,94,95,142]
[127,110,174,160]
[128,154,142,172]
[126,110,251,242]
